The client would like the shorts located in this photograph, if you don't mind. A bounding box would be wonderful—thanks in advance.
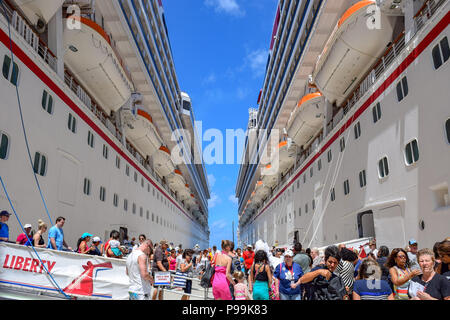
[184,280,192,294]
[129,292,150,300]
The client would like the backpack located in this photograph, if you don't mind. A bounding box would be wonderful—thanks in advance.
[231,255,242,274]
[200,253,217,288]
[311,268,347,300]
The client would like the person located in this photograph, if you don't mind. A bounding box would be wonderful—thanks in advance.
[353,259,394,300]
[274,249,303,300]
[369,239,378,258]
[104,230,120,258]
[407,239,420,271]
[386,248,421,300]
[248,250,272,300]
[47,217,72,251]
[211,240,234,300]
[0,210,11,242]
[236,248,245,272]
[109,239,125,258]
[33,219,47,248]
[376,245,390,281]
[197,249,210,275]
[16,224,33,246]
[305,248,313,268]
[243,245,255,278]
[178,250,194,300]
[152,240,169,300]
[76,233,94,254]
[293,242,311,274]
[176,247,183,270]
[311,248,322,269]
[133,234,147,250]
[436,240,449,279]
[168,249,177,272]
[408,248,450,300]
[212,245,217,256]
[89,237,103,256]
[300,245,349,300]
[126,239,154,300]
[233,271,251,300]
[192,244,200,268]
[335,248,358,296]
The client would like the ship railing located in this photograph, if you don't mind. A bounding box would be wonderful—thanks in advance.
[0,2,58,72]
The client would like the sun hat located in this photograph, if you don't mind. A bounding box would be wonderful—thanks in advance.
[284,249,294,257]
[92,236,101,243]
[23,224,32,229]
[81,232,93,239]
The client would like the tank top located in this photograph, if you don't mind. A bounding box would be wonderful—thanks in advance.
[393,266,411,300]
[234,282,248,300]
[253,263,268,282]
[169,257,177,271]
[126,249,152,295]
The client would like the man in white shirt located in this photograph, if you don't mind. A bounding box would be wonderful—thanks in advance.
[126,239,153,300]
[407,239,420,271]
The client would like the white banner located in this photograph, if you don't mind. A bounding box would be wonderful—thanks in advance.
[0,242,129,299]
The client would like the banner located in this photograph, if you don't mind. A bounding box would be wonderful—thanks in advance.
[0,242,129,299]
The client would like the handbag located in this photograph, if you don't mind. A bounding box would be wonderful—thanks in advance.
[200,253,217,288]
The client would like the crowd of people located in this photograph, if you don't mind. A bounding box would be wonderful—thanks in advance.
[1,210,449,301]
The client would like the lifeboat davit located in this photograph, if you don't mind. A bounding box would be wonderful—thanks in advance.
[270,140,296,175]
[312,1,395,106]
[168,169,186,193]
[64,17,133,112]
[123,107,162,157]
[153,146,175,177]
[287,92,325,147]
[16,0,64,26]
[261,164,278,188]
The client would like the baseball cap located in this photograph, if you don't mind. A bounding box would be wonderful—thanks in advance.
[92,236,101,243]
[24,224,32,229]
[0,210,10,217]
[81,232,93,239]
[284,249,294,257]
[409,239,418,245]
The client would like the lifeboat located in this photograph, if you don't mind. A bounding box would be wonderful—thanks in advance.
[16,0,64,26]
[168,169,186,193]
[64,16,133,112]
[178,184,191,201]
[270,140,296,175]
[312,1,395,106]
[261,164,278,188]
[123,107,162,157]
[254,181,271,201]
[153,146,175,177]
[287,92,325,147]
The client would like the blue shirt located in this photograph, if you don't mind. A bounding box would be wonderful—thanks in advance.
[354,259,362,277]
[353,279,392,300]
[47,225,64,250]
[274,262,304,296]
[0,223,9,241]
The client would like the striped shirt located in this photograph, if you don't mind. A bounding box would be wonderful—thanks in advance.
[336,260,355,291]
[353,279,392,300]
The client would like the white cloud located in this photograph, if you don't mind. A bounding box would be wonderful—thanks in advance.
[228,194,238,205]
[246,49,268,78]
[208,192,221,208]
[211,219,228,230]
[204,0,245,17]
[208,174,216,187]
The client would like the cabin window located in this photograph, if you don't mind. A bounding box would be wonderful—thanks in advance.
[297,180,300,189]
[344,179,350,195]
[305,203,308,214]
[116,156,120,169]
[328,150,332,163]
[140,207,143,217]
[33,152,47,176]
[446,119,450,144]
[146,210,149,220]
[396,76,408,102]
[134,172,138,182]
[0,132,10,160]
[141,178,144,188]
[378,157,389,178]
[124,199,128,211]
[405,139,419,165]
[152,212,154,222]
[318,159,322,171]
[83,178,91,195]
[359,170,367,188]
[432,37,450,69]
[340,138,345,152]
[132,203,136,214]
[113,194,119,207]
[303,174,306,183]
[41,90,53,114]
[331,188,336,202]
[354,122,361,139]
[2,55,19,86]
[103,145,108,159]
[310,167,313,177]
[68,114,77,133]
[372,103,381,123]
[312,199,315,210]
[126,165,130,176]
[99,186,106,202]
[88,131,95,148]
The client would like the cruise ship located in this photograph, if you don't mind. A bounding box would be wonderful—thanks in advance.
[236,0,450,251]
[0,0,210,248]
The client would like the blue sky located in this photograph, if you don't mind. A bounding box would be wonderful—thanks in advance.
[163,0,278,248]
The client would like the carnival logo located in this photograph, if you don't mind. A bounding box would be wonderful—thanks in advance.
[63,261,113,296]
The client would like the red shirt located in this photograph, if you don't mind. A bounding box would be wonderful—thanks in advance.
[243,250,255,270]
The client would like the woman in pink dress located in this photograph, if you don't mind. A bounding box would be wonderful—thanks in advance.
[212,240,234,300]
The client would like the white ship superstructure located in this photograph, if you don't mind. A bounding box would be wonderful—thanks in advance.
[0,0,210,247]
[236,0,450,250]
